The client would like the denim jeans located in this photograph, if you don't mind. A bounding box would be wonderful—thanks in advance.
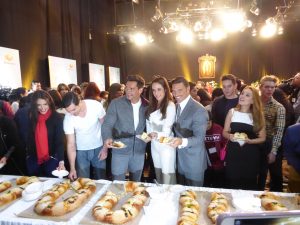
[76,146,106,179]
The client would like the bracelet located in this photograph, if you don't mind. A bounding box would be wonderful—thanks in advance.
[59,161,65,165]
[271,151,277,156]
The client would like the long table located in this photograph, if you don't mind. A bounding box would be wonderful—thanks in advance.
[0,175,298,225]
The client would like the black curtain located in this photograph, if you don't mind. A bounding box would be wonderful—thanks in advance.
[1,0,300,87]
[0,0,120,90]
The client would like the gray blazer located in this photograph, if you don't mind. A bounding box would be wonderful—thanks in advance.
[173,97,208,181]
[102,96,148,155]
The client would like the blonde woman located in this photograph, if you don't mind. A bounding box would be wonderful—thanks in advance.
[223,86,266,190]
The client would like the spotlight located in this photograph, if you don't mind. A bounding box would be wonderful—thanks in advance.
[119,35,127,44]
[277,26,284,35]
[259,18,277,38]
[250,0,260,16]
[176,27,194,44]
[132,32,148,46]
[151,6,163,22]
[210,28,226,41]
[221,10,247,33]
[159,27,168,34]
[193,17,212,32]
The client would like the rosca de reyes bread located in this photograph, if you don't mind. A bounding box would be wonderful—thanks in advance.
[178,190,200,225]
[260,192,288,211]
[0,176,39,206]
[34,178,96,216]
[93,181,149,224]
[207,192,229,224]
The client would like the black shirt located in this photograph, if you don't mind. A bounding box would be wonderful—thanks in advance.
[211,95,239,127]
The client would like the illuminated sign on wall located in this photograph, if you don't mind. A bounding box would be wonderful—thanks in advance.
[198,54,216,79]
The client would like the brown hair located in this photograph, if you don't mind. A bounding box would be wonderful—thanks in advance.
[146,76,173,120]
[127,75,145,89]
[236,86,265,133]
[260,75,279,86]
[221,74,237,85]
[84,82,101,100]
[30,90,56,130]
[171,76,189,88]
[57,83,70,93]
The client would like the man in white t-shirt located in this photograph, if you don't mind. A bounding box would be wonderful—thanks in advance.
[62,92,106,180]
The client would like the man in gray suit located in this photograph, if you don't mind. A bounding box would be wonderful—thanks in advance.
[102,75,148,181]
[170,76,208,186]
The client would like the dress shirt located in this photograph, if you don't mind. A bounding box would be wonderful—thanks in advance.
[263,97,286,154]
[132,98,142,130]
[177,95,191,148]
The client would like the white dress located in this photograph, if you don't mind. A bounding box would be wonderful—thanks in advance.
[146,101,176,174]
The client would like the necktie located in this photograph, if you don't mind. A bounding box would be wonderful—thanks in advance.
[176,104,181,122]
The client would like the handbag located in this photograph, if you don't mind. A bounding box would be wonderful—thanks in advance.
[219,145,227,161]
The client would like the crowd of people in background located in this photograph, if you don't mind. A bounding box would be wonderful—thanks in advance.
[0,72,300,193]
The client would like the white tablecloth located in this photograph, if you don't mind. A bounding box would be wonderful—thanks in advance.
[0,176,298,225]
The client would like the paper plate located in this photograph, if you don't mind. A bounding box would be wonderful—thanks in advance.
[233,138,245,146]
[111,142,127,149]
[136,135,151,143]
[52,169,69,178]
[146,186,165,199]
[22,182,43,201]
[22,189,42,201]
[0,162,5,169]
[24,182,43,194]
[169,184,185,193]
[232,196,261,211]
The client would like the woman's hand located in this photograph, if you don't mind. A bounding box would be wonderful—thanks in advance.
[148,132,158,140]
[228,133,235,142]
[0,156,7,165]
[57,161,66,171]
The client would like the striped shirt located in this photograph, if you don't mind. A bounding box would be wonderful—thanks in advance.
[263,97,286,153]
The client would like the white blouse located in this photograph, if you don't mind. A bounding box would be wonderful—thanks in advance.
[146,101,176,138]
[231,109,253,125]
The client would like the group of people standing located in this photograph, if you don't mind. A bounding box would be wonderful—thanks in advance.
[1,72,299,193]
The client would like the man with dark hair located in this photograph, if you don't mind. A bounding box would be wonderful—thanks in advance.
[62,92,107,180]
[102,75,148,181]
[279,72,300,122]
[211,74,239,127]
[170,76,208,186]
[29,80,42,93]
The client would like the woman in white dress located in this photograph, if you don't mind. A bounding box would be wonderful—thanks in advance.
[146,76,176,184]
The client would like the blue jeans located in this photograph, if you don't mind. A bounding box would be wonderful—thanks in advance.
[76,146,106,179]
[26,155,58,177]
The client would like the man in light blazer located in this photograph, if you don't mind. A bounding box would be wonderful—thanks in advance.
[102,75,148,181]
[170,76,209,186]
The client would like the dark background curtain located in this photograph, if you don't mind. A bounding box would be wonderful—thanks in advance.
[0,0,300,89]
[0,0,119,89]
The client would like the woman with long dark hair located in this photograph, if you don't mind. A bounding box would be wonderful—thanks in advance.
[27,90,65,177]
[103,83,124,110]
[146,76,176,184]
